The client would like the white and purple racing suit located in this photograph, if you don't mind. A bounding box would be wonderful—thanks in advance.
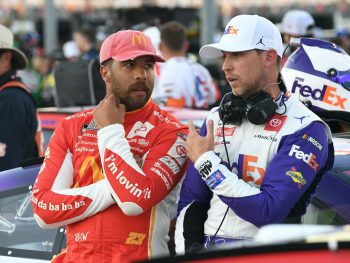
[175,93,334,254]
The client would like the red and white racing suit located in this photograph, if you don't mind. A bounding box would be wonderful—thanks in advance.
[32,100,188,263]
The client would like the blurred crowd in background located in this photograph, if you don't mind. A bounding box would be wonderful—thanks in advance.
[1,1,350,109]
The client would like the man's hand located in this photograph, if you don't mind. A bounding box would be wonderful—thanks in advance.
[134,154,142,168]
[92,94,126,129]
[186,120,214,163]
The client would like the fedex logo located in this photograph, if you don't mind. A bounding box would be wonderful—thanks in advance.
[291,78,348,109]
[224,25,239,35]
[241,155,265,186]
[288,144,319,171]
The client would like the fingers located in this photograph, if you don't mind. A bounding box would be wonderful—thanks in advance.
[105,94,125,111]
[187,120,197,134]
[206,119,214,139]
[105,94,116,104]
[133,154,142,167]
[118,103,126,112]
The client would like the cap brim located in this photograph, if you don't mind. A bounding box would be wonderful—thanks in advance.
[2,48,29,69]
[200,42,253,59]
[112,51,165,63]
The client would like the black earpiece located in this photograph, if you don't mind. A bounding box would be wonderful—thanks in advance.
[218,91,277,125]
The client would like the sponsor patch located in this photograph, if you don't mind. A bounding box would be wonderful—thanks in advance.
[176,145,187,158]
[176,132,188,141]
[75,232,89,242]
[241,154,265,186]
[206,170,226,189]
[294,115,310,124]
[150,167,171,190]
[127,121,154,138]
[167,137,188,166]
[138,138,149,147]
[154,161,174,185]
[216,127,235,137]
[66,111,89,120]
[125,232,146,245]
[159,155,180,175]
[81,120,99,133]
[214,140,230,146]
[198,160,212,178]
[75,146,95,153]
[264,115,287,132]
[253,134,277,142]
[288,144,319,171]
[224,25,239,35]
[302,134,323,151]
[153,111,182,128]
[286,167,306,188]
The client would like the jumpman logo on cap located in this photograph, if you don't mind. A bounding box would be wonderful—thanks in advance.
[256,36,265,46]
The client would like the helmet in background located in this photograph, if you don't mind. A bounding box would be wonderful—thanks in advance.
[282,37,350,132]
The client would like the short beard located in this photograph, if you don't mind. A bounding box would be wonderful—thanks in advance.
[110,82,150,112]
[120,96,148,112]
[243,70,266,99]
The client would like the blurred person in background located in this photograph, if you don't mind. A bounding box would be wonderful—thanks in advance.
[31,50,56,107]
[73,25,99,61]
[143,25,163,101]
[32,29,189,263]
[16,31,42,105]
[175,14,334,254]
[0,24,43,171]
[333,28,350,54]
[280,9,315,65]
[155,21,220,109]
[62,40,81,61]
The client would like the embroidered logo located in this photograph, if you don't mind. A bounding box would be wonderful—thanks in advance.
[286,167,306,189]
[256,36,265,46]
[224,25,239,35]
[264,115,287,132]
[294,115,310,124]
[207,170,226,189]
[288,144,319,171]
[125,232,146,245]
[199,160,212,178]
[131,34,148,46]
[302,134,323,151]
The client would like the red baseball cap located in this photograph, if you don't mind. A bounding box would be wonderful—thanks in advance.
[99,30,165,64]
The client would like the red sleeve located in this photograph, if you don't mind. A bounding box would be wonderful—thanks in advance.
[98,123,188,215]
[31,118,114,229]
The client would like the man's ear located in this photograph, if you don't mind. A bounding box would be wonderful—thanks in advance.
[263,49,278,68]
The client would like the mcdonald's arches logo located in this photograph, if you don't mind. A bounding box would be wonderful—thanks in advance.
[131,34,148,46]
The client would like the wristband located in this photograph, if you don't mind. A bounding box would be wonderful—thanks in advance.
[194,151,222,179]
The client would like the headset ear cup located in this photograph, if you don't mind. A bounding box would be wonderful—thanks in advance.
[218,92,246,125]
[246,99,277,125]
[218,93,233,122]
[245,91,278,125]
[219,91,277,125]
